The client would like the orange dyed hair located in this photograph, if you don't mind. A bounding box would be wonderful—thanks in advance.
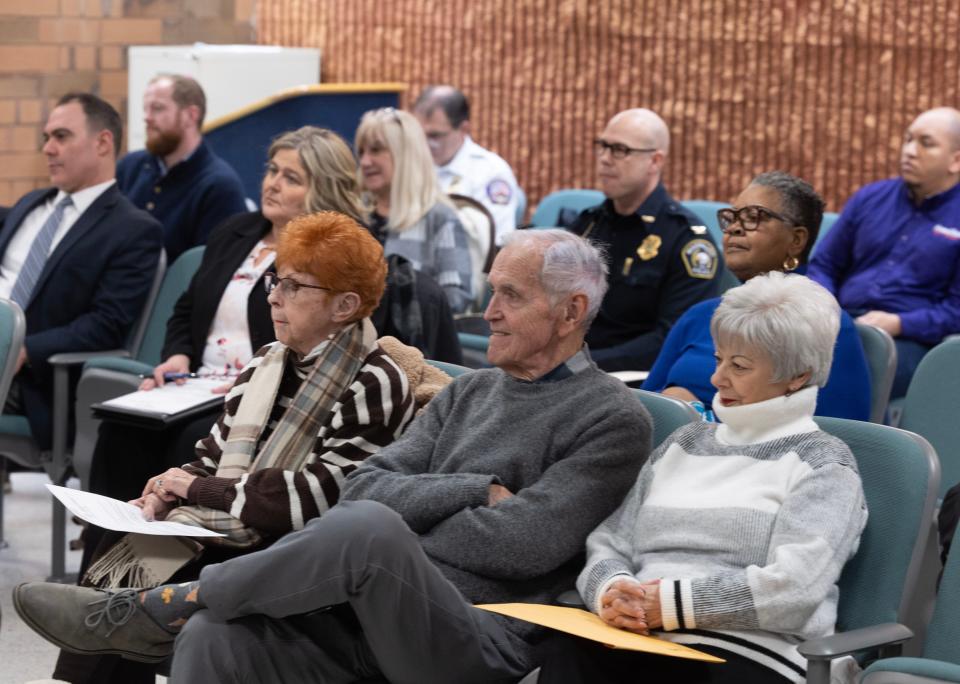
[276,211,387,320]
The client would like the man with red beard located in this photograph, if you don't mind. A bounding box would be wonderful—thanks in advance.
[117,74,247,261]
[569,108,721,373]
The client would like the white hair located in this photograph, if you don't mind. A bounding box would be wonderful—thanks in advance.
[502,229,609,326]
[710,272,840,387]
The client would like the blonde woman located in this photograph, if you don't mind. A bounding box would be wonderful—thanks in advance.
[356,107,474,313]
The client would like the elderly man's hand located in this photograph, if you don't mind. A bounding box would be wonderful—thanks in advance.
[488,483,514,506]
[856,311,902,337]
[130,492,176,521]
[14,346,27,374]
[142,467,197,501]
[599,579,649,634]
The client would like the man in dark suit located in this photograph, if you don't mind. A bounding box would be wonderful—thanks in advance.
[0,92,163,449]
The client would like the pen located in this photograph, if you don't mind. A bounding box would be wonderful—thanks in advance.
[137,372,199,381]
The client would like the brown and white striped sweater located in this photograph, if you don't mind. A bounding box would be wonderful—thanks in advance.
[182,341,415,540]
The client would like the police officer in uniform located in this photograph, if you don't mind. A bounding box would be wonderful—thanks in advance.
[413,85,521,244]
[570,108,721,372]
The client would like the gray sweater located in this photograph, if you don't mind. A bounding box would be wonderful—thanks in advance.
[343,362,651,656]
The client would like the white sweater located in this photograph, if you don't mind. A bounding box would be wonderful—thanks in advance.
[577,387,867,682]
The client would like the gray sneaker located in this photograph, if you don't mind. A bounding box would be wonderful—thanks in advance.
[13,583,175,663]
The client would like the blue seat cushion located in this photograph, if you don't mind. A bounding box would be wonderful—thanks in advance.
[863,657,960,682]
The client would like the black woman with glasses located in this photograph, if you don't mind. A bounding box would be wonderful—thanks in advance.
[54,212,415,684]
[644,171,871,420]
[568,108,722,373]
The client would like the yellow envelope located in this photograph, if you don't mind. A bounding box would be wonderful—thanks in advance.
[476,603,724,663]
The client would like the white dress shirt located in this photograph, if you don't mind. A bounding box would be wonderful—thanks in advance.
[0,179,116,299]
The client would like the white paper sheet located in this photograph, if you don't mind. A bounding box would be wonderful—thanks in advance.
[46,484,224,537]
[99,377,226,417]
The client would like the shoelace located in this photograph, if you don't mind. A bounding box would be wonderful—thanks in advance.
[84,589,140,637]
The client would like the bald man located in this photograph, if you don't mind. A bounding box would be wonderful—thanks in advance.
[569,108,721,372]
[809,107,960,398]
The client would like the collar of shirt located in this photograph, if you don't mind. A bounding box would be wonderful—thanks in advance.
[437,135,480,176]
[53,178,116,215]
[899,176,960,213]
[601,181,668,222]
[155,140,203,177]
[520,347,592,384]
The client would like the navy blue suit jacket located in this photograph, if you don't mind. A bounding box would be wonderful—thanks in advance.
[0,183,163,448]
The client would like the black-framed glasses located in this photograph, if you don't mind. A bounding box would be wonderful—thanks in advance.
[264,272,334,299]
[593,138,657,160]
[716,205,798,234]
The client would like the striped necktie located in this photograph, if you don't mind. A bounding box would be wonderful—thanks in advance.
[10,195,73,309]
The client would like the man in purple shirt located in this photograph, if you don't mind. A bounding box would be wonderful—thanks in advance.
[809,107,960,398]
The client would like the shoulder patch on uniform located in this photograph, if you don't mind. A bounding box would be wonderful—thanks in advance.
[680,239,718,279]
[690,224,707,235]
[486,179,513,205]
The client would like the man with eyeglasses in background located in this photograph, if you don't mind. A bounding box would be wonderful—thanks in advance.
[569,108,721,373]
[809,106,960,399]
[413,85,521,243]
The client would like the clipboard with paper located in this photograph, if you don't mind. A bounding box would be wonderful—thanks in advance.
[476,603,724,663]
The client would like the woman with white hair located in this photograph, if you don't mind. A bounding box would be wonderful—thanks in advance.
[539,271,867,684]
[355,107,474,313]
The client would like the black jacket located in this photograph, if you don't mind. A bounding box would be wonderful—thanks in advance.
[162,212,275,368]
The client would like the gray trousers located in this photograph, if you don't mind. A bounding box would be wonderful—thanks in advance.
[170,500,529,684]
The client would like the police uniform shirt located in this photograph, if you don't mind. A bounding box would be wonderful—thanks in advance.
[436,136,520,244]
[569,183,721,372]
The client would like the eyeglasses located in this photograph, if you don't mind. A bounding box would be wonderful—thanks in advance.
[264,272,334,299]
[716,205,798,234]
[593,139,657,160]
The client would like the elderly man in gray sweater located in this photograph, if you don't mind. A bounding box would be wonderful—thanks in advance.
[14,229,652,683]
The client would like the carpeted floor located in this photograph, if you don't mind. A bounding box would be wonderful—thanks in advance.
[0,472,165,684]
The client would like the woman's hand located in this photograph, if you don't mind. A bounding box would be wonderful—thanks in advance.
[599,579,649,634]
[637,580,662,630]
[140,354,191,390]
[129,492,176,521]
[142,467,198,501]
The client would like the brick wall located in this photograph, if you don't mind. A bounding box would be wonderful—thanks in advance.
[0,0,255,206]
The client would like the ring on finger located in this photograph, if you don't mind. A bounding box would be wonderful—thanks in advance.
[156,479,164,490]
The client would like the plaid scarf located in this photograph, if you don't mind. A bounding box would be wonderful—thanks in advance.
[165,317,377,548]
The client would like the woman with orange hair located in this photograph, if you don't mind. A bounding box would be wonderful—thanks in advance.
[55,212,415,684]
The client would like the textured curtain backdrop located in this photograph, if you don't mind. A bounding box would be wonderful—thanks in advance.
[258,0,960,212]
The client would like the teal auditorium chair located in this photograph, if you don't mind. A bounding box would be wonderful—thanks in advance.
[529,189,604,227]
[632,388,699,447]
[0,300,26,548]
[0,252,166,580]
[797,418,939,683]
[680,199,726,248]
[856,322,898,424]
[71,246,206,493]
[860,528,960,683]
[896,337,960,501]
[426,359,472,377]
[811,211,841,257]
[515,186,527,226]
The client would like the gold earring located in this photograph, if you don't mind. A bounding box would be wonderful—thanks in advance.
[782,256,799,272]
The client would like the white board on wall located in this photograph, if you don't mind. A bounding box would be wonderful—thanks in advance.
[127,44,321,152]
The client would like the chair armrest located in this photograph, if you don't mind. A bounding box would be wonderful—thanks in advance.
[556,590,586,609]
[82,356,153,376]
[48,349,131,366]
[798,623,913,661]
